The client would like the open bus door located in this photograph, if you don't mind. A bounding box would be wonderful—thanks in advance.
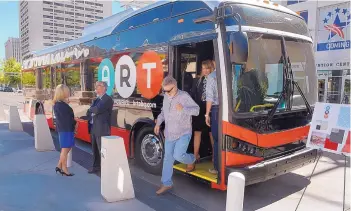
[169,36,220,184]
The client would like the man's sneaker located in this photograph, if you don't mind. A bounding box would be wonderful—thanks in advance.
[208,168,218,174]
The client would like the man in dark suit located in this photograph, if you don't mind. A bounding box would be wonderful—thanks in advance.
[87,81,113,174]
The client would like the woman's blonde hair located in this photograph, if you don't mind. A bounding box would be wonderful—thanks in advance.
[201,60,215,72]
[53,84,70,103]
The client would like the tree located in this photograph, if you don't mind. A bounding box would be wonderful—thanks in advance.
[0,58,21,86]
[22,72,36,87]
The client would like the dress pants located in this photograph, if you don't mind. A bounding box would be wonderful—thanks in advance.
[91,132,102,170]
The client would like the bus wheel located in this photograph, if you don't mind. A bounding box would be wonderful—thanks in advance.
[135,126,163,175]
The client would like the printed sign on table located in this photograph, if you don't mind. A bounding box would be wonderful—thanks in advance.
[307,102,350,156]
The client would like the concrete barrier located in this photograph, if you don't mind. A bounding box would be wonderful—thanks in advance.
[226,172,245,211]
[34,114,55,151]
[67,150,72,168]
[101,136,135,202]
[9,106,23,131]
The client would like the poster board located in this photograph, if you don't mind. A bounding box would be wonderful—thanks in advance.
[307,102,350,156]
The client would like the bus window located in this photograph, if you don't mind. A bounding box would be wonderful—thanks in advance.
[63,63,81,98]
[233,33,282,113]
[22,70,36,98]
[180,53,196,93]
[54,66,63,87]
[42,67,53,99]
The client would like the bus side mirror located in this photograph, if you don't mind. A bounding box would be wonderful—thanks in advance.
[229,31,248,64]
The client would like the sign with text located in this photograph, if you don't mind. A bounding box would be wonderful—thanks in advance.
[317,3,350,51]
[307,103,350,156]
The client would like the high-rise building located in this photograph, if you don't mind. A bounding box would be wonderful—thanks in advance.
[5,37,21,63]
[19,0,112,61]
[118,0,156,9]
[277,0,350,104]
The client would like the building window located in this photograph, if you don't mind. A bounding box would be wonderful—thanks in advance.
[76,13,84,16]
[65,18,75,22]
[76,19,84,23]
[75,6,84,10]
[95,10,103,13]
[298,10,308,23]
[65,11,74,15]
[43,22,53,26]
[54,37,64,41]
[43,29,53,32]
[44,43,54,46]
[55,23,64,27]
[55,16,64,20]
[65,4,74,8]
[85,1,95,5]
[287,0,307,5]
[43,1,53,5]
[55,10,64,13]
[95,3,103,7]
[76,33,82,36]
[43,15,53,19]
[54,30,64,34]
[66,25,75,28]
[85,21,93,24]
[75,26,84,29]
[85,8,94,12]
[44,8,53,12]
[43,36,52,39]
[54,2,64,7]
[66,31,74,35]
[86,14,94,18]
[95,16,103,19]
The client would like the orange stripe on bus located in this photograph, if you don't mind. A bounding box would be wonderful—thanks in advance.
[257,125,309,148]
[222,121,258,145]
[223,121,309,148]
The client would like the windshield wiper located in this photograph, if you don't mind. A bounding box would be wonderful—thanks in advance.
[288,57,313,116]
[266,37,312,123]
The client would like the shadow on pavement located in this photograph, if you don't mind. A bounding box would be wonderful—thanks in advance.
[14,121,330,211]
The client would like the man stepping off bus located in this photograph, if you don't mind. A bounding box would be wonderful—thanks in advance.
[154,76,200,195]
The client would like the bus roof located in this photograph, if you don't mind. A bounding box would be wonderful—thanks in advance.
[24,0,300,69]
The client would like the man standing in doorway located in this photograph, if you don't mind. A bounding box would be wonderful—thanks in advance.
[154,76,199,195]
[205,60,219,175]
[87,81,113,174]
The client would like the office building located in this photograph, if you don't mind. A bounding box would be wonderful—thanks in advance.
[5,37,21,63]
[277,0,350,104]
[118,0,156,9]
[19,0,112,61]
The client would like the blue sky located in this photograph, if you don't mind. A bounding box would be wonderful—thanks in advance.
[0,1,123,61]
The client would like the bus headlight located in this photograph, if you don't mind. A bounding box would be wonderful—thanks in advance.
[225,136,262,157]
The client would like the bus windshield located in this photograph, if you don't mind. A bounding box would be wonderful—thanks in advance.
[232,32,317,114]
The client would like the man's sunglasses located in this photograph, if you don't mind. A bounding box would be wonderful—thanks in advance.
[162,86,174,93]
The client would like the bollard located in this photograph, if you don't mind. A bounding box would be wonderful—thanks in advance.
[67,150,72,168]
[34,114,55,151]
[226,172,245,211]
[9,106,23,131]
[101,136,135,202]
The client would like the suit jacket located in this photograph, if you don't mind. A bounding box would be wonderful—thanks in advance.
[87,94,113,136]
[53,101,76,133]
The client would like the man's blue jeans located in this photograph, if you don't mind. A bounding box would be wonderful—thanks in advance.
[211,105,219,172]
[161,134,195,187]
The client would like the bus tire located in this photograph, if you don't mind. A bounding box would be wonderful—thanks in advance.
[135,126,164,175]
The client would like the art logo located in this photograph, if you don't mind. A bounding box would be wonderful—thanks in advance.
[324,105,331,119]
[98,58,115,96]
[317,5,351,51]
[98,51,163,99]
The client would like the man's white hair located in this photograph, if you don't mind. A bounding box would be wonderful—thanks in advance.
[162,76,177,87]
[96,81,108,89]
